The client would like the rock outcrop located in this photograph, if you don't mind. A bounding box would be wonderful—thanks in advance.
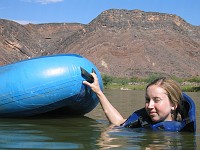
[0,9,200,78]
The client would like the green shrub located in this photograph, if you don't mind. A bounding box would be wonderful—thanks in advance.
[187,77,200,83]
[102,74,113,85]
[100,74,200,92]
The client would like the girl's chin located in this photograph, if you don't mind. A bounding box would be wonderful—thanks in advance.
[150,117,160,122]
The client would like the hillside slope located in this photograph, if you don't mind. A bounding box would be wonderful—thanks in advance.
[0,9,200,78]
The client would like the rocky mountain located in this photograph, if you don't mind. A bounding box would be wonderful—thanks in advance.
[0,9,200,78]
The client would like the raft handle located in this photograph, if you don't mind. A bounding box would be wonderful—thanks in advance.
[80,67,95,83]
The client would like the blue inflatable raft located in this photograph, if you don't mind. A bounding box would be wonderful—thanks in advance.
[0,54,103,117]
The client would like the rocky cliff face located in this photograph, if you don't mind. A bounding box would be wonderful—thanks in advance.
[0,9,200,78]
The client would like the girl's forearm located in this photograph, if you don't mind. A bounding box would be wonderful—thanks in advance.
[96,90,126,126]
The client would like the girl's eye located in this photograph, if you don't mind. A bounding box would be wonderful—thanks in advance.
[145,97,150,103]
[153,98,161,103]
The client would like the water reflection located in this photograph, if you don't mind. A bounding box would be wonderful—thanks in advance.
[0,117,101,149]
[0,116,198,150]
[96,124,196,150]
[97,125,122,149]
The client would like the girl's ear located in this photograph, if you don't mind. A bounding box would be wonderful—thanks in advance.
[171,105,177,110]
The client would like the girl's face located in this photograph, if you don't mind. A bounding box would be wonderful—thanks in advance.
[145,85,175,122]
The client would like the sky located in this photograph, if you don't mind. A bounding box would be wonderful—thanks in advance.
[0,0,199,26]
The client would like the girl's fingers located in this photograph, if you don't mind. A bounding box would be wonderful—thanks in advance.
[83,73,99,88]
[91,73,98,81]
[83,80,90,86]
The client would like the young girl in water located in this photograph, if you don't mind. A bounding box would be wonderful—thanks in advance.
[83,73,193,131]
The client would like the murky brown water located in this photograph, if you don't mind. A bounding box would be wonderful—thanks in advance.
[0,90,199,149]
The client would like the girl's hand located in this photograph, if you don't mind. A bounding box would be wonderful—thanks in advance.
[83,72,102,94]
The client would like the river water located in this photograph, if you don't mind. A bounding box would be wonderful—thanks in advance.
[0,90,199,149]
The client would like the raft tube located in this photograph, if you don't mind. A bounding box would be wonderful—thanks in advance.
[0,54,103,117]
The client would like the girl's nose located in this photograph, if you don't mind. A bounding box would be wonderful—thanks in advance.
[147,99,154,108]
